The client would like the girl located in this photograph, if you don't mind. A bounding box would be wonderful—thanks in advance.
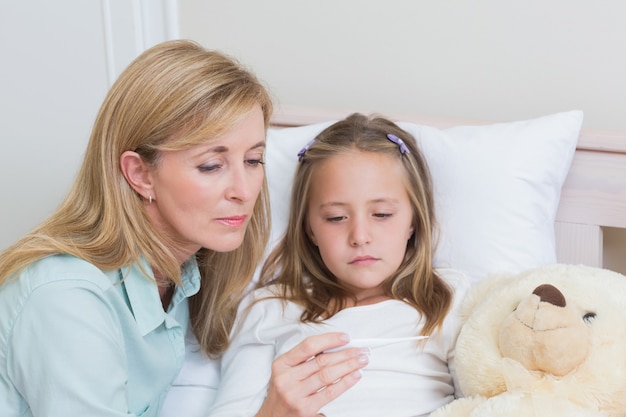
[210,113,470,417]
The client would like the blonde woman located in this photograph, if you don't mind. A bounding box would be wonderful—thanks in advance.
[0,40,365,417]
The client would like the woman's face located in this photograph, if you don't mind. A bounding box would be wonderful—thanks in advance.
[146,105,266,262]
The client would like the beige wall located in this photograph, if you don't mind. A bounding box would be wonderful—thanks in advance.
[0,0,177,251]
[2,1,623,270]
[178,0,626,130]
[178,0,626,273]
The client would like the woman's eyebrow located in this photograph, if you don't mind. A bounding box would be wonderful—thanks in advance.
[209,140,266,153]
[195,140,266,158]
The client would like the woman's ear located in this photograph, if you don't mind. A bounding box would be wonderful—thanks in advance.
[120,151,153,200]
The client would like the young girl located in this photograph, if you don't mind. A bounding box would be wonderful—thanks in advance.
[209,113,470,417]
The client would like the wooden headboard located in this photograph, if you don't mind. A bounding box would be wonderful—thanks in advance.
[270,106,626,269]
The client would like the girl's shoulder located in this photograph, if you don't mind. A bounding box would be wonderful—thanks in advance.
[251,283,284,300]
[231,284,305,341]
[236,284,301,322]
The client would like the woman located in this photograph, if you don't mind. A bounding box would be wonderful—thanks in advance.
[0,40,365,417]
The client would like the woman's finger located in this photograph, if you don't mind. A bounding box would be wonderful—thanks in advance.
[293,347,370,390]
[261,333,369,417]
[310,367,363,404]
[265,351,367,416]
[273,336,370,395]
[279,332,351,367]
[274,333,369,389]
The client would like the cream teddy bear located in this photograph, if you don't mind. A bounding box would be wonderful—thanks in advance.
[431,264,626,417]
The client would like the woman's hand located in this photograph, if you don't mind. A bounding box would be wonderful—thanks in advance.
[255,332,369,417]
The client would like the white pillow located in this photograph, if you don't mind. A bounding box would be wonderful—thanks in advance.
[265,111,583,284]
[265,121,335,247]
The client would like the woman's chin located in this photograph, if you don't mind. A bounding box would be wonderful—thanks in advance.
[203,236,246,253]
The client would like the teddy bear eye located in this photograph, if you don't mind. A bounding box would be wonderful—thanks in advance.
[583,312,596,323]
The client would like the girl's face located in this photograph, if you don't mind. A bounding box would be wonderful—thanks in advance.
[146,105,266,263]
[307,150,415,305]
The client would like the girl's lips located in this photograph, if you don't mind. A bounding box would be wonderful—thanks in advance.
[216,215,247,227]
[350,255,378,266]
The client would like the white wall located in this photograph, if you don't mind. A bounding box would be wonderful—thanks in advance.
[2,1,625,269]
[177,0,626,273]
[178,0,626,131]
[0,0,178,251]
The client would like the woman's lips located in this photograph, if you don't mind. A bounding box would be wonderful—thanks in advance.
[216,215,247,227]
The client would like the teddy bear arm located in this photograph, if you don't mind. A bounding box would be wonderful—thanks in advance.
[429,396,486,417]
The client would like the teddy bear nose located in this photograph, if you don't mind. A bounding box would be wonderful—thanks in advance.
[532,284,566,307]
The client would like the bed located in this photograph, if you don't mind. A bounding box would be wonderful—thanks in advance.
[266,106,626,282]
[163,105,626,417]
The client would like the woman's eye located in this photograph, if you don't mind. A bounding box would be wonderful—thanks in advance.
[198,164,221,173]
[246,159,265,166]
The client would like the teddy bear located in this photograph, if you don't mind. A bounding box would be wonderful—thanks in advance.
[431,264,626,417]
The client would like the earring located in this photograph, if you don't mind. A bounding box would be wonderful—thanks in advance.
[149,195,153,204]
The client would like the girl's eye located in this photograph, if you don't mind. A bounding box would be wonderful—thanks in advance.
[327,216,345,222]
[373,213,392,218]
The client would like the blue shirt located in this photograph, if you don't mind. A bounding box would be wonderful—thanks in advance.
[0,253,201,417]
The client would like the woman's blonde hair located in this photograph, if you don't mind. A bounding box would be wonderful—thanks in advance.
[0,39,273,357]
[259,113,452,336]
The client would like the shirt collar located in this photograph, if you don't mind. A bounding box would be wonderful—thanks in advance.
[119,257,201,336]
[174,256,202,301]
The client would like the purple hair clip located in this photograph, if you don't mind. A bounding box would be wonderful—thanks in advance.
[387,134,410,155]
[297,138,316,162]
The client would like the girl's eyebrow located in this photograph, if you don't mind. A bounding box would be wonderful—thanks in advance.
[318,198,400,209]
[251,141,266,149]
[369,198,400,205]
[318,202,349,209]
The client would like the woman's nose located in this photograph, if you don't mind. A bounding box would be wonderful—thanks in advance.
[226,166,256,202]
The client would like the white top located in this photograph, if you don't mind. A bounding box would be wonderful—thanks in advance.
[209,268,469,417]
[158,326,221,417]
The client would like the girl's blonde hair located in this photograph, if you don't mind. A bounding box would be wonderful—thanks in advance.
[259,113,452,336]
[0,39,273,357]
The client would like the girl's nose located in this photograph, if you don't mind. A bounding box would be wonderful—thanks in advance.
[349,218,371,246]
